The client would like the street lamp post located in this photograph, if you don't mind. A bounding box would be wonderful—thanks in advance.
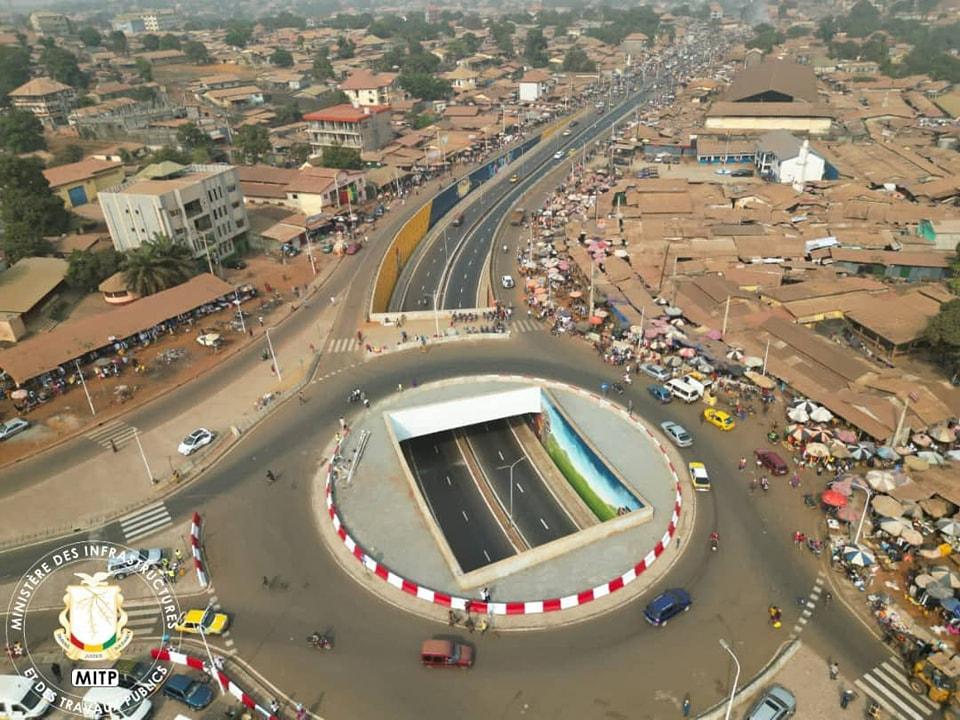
[497,457,527,529]
[264,328,281,384]
[132,428,156,485]
[196,601,225,696]
[719,639,740,720]
[74,359,96,416]
[235,287,246,335]
[433,290,440,338]
[852,482,874,545]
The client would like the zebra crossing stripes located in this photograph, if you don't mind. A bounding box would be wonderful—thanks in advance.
[326,337,361,354]
[118,502,173,543]
[123,598,163,633]
[326,321,543,354]
[854,659,939,720]
[87,420,139,449]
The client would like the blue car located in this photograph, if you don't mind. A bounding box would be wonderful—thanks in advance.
[162,674,214,710]
[647,384,673,403]
[643,588,692,626]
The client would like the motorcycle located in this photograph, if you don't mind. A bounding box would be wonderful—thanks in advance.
[306,632,332,651]
[768,605,783,629]
[767,430,779,444]
[760,477,770,492]
[807,538,823,556]
[709,533,718,552]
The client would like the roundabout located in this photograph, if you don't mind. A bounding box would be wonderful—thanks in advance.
[322,375,685,622]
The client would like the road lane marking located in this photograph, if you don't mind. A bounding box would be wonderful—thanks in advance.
[462,510,469,522]
[446,475,452,486]
[483,550,491,562]
[540,518,549,530]
[517,484,525,494]
[498,450,504,461]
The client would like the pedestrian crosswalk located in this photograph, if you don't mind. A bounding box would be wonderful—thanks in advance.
[118,502,173,544]
[854,658,939,720]
[123,598,164,634]
[326,337,361,354]
[325,320,543,353]
[87,420,138,450]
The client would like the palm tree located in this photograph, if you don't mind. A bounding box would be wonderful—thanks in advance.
[122,234,196,297]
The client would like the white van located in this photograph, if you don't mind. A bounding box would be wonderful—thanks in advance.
[665,378,701,404]
[81,688,152,720]
[682,375,708,398]
[0,676,51,720]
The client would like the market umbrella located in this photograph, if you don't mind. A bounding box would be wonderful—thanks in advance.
[649,340,669,351]
[588,316,604,325]
[792,399,820,415]
[10,389,28,400]
[836,505,860,523]
[807,428,834,444]
[706,329,723,340]
[525,279,538,289]
[663,355,683,368]
[904,455,930,472]
[822,489,849,507]
[743,356,763,369]
[920,498,953,519]
[930,566,960,589]
[901,527,924,546]
[927,425,956,444]
[895,445,916,457]
[810,406,834,423]
[678,347,697,359]
[843,545,875,566]
[568,290,583,298]
[942,597,960,618]
[865,470,897,492]
[872,495,904,518]
[947,450,960,462]
[849,444,876,462]
[877,517,907,537]
[911,433,933,448]
[828,440,851,459]
[836,429,859,444]
[902,501,925,520]
[592,310,609,319]
[787,426,814,443]
[557,262,570,271]
[936,519,960,537]
[918,450,946,466]
[805,443,831,459]
[924,582,955,600]
[876,446,900,461]
[787,407,811,424]
[830,477,854,496]
[916,573,939,588]
[94,357,114,367]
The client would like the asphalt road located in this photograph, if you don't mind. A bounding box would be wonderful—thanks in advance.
[464,419,577,548]
[403,432,514,573]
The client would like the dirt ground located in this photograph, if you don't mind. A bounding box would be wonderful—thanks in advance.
[0,251,323,468]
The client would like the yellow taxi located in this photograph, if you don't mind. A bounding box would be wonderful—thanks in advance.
[703,408,735,431]
[688,462,711,492]
[509,174,520,183]
[174,608,229,635]
[567,148,578,157]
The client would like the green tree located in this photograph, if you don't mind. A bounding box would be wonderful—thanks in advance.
[287,143,312,166]
[108,30,128,55]
[274,101,303,125]
[135,57,153,82]
[562,47,596,72]
[398,73,451,101]
[926,298,960,357]
[336,35,356,59]
[140,34,160,51]
[78,26,102,47]
[270,48,294,67]
[490,21,515,56]
[949,242,960,294]
[183,40,210,64]
[49,144,85,166]
[159,34,181,51]
[143,146,192,166]
[746,23,785,53]
[233,124,271,164]
[260,11,306,31]
[523,27,549,67]
[0,109,46,153]
[0,155,70,261]
[225,21,254,49]
[841,0,881,37]
[321,146,362,169]
[40,46,89,88]
[122,233,196,296]
[312,47,334,80]
[65,248,123,291]
[176,122,213,153]
[0,46,31,104]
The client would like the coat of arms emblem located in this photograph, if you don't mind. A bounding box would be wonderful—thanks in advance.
[54,572,132,661]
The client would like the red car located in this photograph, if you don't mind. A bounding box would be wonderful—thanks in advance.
[344,242,362,255]
[754,449,789,476]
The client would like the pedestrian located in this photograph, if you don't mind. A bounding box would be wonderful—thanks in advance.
[481,587,491,603]
[362,397,370,409]
[248,328,253,337]
[738,457,747,472]
[829,661,839,680]
[262,576,270,588]
[478,619,489,636]
[174,548,183,562]
[296,704,306,720]
[339,416,346,430]
[110,439,117,453]
[265,469,276,484]
[682,695,691,717]
[270,699,281,715]
[840,689,855,709]
[258,316,264,327]
[330,296,337,305]
[334,432,340,444]
[298,391,305,405]
[356,330,363,343]
[51,663,62,683]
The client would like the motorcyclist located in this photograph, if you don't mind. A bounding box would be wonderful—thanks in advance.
[769,605,782,627]
[709,532,719,551]
[760,476,770,492]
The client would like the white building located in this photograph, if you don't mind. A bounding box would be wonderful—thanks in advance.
[99,164,248,261]
[518,70,553,102]
[755,130,825,186]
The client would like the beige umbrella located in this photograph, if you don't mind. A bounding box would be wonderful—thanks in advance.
[902,501,925,520]
[927,425,956,444]
[936,518,960,537]
[901,527,925,546]
[877,516,907,537]
[916,573,939,588]
[921,498,953,519]
[865,470,897,493]
[805,442,831,458]
[828,440,851,459]
[904,455,930,472]
[930,566,960,589]
[872,495,904,518]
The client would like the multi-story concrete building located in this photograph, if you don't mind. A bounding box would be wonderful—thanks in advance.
[9,78,77,129]
[29,12,72,36]
[112,9,178,34]
[98,164,248,261]
[303,104,393,153]
[338,70,401,107]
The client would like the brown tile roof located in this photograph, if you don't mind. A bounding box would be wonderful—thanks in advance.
[10,77,74,97]
[338,69,397,90]
[520,69,552,83]
[43,158,123,188]
[723,59,818,104]
[843,288,944,345]
[303,104,390,122]
[0,257,69,315]
[0,273,235,385]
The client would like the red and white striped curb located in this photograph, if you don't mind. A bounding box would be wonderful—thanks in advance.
[324,377,683,615]
[191,512,208,588]
[151,648,275,720]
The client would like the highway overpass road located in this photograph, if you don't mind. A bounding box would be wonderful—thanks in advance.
[404,432,514,572]
[464,419,577,548]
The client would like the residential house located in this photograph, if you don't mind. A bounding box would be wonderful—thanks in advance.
[90,82,137,103]
[709,4,723,19]
[9,78,77,129]
[112,9,178,33]
[198,75,244,91]
[204,85,265,111]
[263,70,310,92]
[620,33,649,57]
[339,70,400,107]
[137,50,186,66]
[235,165,368,217]
[444,65,479,92]
[303,104,394,153]
[43,158,126,209]
[29,12,72,35]
[828,248,952,283]
[917,219,960,251]
[519,70,552,102]
[755,130,825,185]
[98,163,248,261]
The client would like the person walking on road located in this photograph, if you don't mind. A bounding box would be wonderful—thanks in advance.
[738,457,747,472]
[298,391,305,405]
[829,661,839,680]
[265,470,276,484]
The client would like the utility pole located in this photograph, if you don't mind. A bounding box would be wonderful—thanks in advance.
[721,296,731,338]
[75,359,96,416]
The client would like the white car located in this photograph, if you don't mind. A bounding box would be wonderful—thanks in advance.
[0,418,30,440]
[553,150,565,160]
[178,428,215,456]
[500,275,515,289]
[107,548,165,579]
[660,421,693,448]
